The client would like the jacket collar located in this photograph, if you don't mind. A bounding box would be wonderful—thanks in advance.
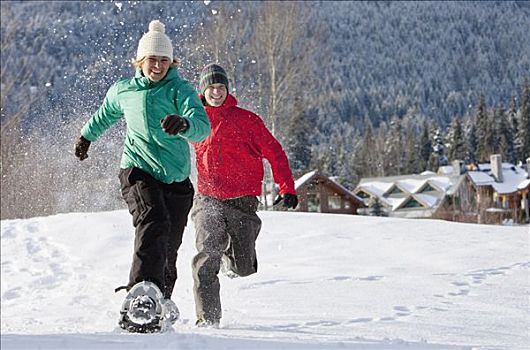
[134,66,179,87]
[201,93,238,110]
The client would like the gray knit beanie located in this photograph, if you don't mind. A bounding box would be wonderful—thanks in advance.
[199,64,229,94]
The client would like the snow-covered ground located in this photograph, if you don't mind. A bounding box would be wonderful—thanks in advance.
[1,210,528,350]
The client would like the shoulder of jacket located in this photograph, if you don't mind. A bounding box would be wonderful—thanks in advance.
[112,78,134,93]
[175,77,196,92]
[169,81,199,106]
[235,106,262,122]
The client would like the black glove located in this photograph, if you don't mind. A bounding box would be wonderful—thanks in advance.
[74,136,91,161]
[273,193,298,209]
[160,115,188,135]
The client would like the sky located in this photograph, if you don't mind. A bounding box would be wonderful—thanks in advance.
[1,210,529,350]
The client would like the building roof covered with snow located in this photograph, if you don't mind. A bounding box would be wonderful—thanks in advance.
[294,170,365,214]
[354,155,530,223]
[354,173,459,218]
[466,162,528,195]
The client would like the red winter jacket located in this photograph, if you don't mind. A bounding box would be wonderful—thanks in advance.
[193,94,296,200]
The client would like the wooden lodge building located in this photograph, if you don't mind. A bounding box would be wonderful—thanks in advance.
[292,171,365,214]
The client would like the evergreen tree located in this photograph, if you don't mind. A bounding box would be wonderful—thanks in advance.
[466,122,479,165]
[448,116,466,161]
[309,143,330,175]
[317,126,347,178]
[494,104,515,163]
[403,122,418,174]
[357,117,377,177]
[337,126,357,189]
[509,96,519,162]
[368,197,387,217]
[286,104,313,175]
[515,79,530,162]
[476,94,494,162]
[374,123,389,177]
[419,120,432,171]
[384,118,404,175]
[430,128,448,170]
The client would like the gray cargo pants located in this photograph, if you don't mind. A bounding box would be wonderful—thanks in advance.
[191,194,262,322]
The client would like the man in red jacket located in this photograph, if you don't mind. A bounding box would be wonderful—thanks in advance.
[191,63,298,327]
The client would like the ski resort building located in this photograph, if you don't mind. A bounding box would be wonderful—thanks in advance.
[353,155,530,225]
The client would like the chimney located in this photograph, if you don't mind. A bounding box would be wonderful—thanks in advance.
[452,160,463,176]
[490,154,503,182]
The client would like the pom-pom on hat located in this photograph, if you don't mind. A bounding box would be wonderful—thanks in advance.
[199,64,229,93]
[136,20,173,60]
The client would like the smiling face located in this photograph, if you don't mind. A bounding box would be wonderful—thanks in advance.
[141,56,171,82]
[204,83,228,107]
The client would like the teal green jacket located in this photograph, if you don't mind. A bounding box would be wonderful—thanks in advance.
[81,67,211,184]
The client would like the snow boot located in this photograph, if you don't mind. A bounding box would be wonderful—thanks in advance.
[196,317,220,328]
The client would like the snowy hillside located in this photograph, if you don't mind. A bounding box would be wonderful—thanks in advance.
[1,211,528,350]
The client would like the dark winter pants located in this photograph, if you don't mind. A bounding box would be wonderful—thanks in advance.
[119,167,194,299]
[191,195,262,322]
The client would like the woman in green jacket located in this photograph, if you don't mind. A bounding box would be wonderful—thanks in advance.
[74,20,210,331]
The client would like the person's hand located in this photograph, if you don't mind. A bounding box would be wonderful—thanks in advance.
[161,115,188,135]
[74,136,91,160]
[273,193,298,209]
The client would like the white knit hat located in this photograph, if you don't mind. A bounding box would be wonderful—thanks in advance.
[136,20,173,60]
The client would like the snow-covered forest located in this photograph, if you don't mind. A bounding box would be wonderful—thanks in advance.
[1,1,530,219]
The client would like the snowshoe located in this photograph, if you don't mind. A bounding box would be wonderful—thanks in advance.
[118,281,164,333]
[160,298,179,324]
